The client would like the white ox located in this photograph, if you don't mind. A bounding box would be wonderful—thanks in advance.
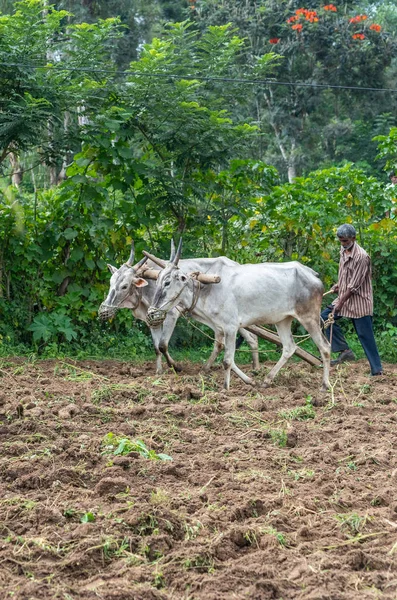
[98,244,259,374]
[147,240,331,390]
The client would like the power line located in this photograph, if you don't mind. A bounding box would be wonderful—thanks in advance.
[0,61,396,93]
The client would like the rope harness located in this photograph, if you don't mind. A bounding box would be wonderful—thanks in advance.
[147,276,201,327]
[321,310,335,349]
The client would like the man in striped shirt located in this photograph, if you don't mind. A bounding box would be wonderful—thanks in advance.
[321,224,383,376]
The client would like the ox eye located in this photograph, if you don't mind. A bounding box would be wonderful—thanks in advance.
[122,285,128,290]
[164,281,170,287]
[180,275,187,282]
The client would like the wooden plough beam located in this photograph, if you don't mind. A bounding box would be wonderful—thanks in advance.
[246,325,322,367]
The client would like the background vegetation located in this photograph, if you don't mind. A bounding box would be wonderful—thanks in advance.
[1,0,397,362]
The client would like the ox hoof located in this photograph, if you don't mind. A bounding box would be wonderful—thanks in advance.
[170,364,182,373]
[320,383,330,393]
[259,381,272,389]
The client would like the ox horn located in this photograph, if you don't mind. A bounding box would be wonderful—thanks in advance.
[170,238,176,262]
[173,238,183,266]
[126,240,135,267]
[142,250,167,268]
[133,256,148,271]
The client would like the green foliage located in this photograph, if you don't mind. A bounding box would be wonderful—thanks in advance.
[0,0,122,165]
[193,0,397,179]
[80,512,96,523]
[278,396,315,421]
[28,313,77,343]
[234,163,397,321]
[101,433,173,461]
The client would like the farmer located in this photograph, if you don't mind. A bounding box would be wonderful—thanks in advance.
[321,224,383,376]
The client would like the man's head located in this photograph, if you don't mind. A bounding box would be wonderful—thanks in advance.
[336,224,356,250]
[389,171,397,185]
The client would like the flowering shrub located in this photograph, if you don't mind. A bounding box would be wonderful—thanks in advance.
[284,6,382,41]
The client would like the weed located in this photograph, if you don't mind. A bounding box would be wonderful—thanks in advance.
[244,529,259,548]
[278,396,315,421]
[346,461,357,471]
[184,521,203,541]
[287,468,315,481]
[150,489,170,506]
[1,497,37,511]
[183,553,215,573]
[102,537,132,559]
[101,433,172,461]
[335,512,371,534]
[135,513,159,536]
[81,512,96,523]
[260,526,288,547]
[153,571,165,589]
[269,428,288,447]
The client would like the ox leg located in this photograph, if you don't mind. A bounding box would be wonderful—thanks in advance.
[263,317,296,386]
[238,328,260,371]
[203,334,224,373]
[223,330,254,390]
[150,327,164,374]
[297,316,331,391]
[154,311,181,372]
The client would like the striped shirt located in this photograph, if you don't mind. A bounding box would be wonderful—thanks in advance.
[332,242,373,318]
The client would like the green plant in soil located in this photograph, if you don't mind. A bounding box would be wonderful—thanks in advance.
[335,512,372,534]
[278,396,316,421]
[183,553,215,573]
[260,526,288,547]
[101,433,172,461]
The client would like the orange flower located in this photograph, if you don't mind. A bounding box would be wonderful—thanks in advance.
[287,8,318,25]
[352,33,365,40]
[350,15,368,23]
[324,4,337,11]
[269,38,281,44]
[370,24,381,32]
[292,23,303,31]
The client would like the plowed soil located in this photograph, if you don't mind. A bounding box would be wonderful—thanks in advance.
[1,356,397,600]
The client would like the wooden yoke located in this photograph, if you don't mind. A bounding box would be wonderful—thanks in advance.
[141,251,221,284]
[190,271,221,284]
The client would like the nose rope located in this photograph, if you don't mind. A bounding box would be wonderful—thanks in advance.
[147,277,200,326]
[100,287,143,314]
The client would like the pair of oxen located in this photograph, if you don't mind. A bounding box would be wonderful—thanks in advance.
[99,241,331,390]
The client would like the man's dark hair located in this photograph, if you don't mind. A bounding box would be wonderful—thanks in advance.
[337,224,356,238]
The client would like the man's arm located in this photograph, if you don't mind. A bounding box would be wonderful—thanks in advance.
[333,254,370,313]
[346,254,371,292]
[333,289,352,313]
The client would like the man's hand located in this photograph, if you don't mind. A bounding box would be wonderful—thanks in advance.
[332,289,353,314]
[332,299,343,314]
[331,284,339,293]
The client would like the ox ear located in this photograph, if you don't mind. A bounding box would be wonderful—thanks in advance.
[134,278,148,288]
[107,264,118,275]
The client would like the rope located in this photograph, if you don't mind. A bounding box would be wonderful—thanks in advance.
[176,308,279,356]
[321,311,335,349]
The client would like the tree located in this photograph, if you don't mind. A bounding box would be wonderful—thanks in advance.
[192,0,397,180]
[67,21,278,235]
[0,0,122,181]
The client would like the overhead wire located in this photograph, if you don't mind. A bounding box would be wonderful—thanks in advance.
[0,61,396,93]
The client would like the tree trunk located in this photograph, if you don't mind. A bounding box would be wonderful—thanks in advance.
[9,153,22,187]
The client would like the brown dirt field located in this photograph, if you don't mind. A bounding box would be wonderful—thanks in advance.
[0,356,397,600]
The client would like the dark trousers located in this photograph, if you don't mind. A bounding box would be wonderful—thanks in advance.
[321,306,382,375]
